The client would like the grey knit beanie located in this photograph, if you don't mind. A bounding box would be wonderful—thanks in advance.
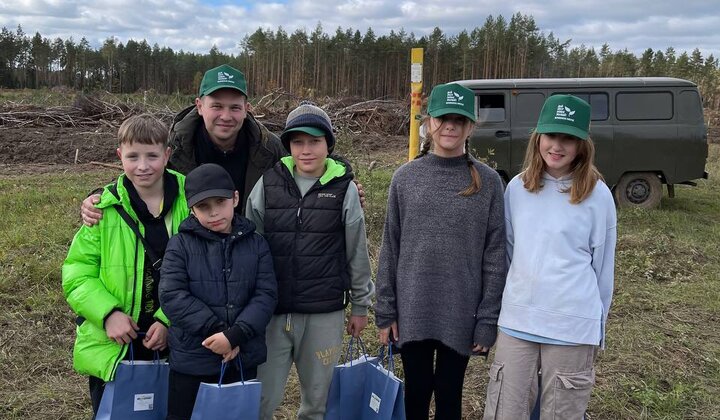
[280,102,336,153]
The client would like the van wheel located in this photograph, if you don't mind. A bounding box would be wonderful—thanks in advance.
[614,172,662,208]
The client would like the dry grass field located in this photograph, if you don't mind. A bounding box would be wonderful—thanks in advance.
[1,90,718,419]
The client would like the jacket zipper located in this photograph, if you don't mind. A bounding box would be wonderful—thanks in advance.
[111,238,140,378]
[223,237,230,325]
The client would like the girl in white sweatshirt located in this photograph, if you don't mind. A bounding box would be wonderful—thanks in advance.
[483,95,617,420]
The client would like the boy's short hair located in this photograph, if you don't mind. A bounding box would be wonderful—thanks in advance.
[118,114,168,147]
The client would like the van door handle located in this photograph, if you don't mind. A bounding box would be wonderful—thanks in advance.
[495,130,511,138]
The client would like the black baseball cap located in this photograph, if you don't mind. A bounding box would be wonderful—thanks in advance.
[185,164,235,208]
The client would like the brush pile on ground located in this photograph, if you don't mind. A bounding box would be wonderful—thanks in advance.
[0,95,153,128]
[0,91,410,138]
[252,90,410,137]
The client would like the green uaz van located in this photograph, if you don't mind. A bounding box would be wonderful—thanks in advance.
[455,77,708,208]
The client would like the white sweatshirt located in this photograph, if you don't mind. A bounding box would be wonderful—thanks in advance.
[498,172,617,347]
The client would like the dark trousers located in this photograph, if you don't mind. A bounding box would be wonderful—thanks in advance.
[167,365,257,420]
[400,339,470,420]
[89,375,105,417]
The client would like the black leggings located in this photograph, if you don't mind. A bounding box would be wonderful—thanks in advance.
[400,339,470,420]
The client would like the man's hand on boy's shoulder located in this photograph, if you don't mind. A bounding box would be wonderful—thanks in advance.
[143,322,168,351]
[346,315,368,338]
[104,310,139,345]
[202,332,232,355]
[81,193,103,226]
[353,180,366,209]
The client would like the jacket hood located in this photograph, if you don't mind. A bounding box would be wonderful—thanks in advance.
[179,212,257,240]
[542,171,573,182]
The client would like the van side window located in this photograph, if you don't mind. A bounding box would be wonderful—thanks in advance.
[617,92,673,120]
[589,94,609,121]
[554,93,608,121]
[477,94,505,123]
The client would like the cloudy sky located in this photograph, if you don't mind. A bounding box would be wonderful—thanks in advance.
[0,0,717,58]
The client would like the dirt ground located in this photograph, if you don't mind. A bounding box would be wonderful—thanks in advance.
[0,125,408,175]
[0,126,116,165]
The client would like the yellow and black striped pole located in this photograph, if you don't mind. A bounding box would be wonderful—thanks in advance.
[408,48,424,161]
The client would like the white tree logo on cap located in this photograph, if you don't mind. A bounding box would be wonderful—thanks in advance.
[555,104,576,121]
[445,91,464,105]
[217,71,235,83]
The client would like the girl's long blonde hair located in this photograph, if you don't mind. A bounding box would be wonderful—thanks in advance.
[521,131,603,204]
[416,116,482,196]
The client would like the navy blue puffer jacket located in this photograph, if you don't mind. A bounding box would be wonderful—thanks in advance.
[160,214,277,376]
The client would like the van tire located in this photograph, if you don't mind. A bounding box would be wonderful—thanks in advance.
[614,172,663,208]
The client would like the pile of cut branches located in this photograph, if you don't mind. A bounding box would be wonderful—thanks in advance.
[0,90,410,137]
[0,93,174,129]
[251,90,410,136]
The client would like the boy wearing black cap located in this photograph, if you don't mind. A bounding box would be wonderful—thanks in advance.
[246,103,375,420]
[160,163,278,420]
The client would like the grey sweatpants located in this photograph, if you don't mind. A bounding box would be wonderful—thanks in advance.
[483,330,597,420]
[257,311,345,420]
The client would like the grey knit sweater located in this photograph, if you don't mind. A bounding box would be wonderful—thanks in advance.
[374,153,507,355]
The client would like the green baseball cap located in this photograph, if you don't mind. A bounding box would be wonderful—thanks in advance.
[283,126,326,138]
[427,83,477,122]
[536,94,591,140]
[198,64,248,97]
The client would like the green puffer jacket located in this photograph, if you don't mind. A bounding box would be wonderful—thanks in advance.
[62,170,189,381]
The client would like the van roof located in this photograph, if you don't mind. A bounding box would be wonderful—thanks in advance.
[454,77,697,89]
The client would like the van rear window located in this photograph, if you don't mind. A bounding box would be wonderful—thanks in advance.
[477,94,505,122]
[677,90,703,123]
[617,92,673,120]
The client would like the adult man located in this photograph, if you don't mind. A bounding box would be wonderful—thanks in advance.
[167,64,285,212]
[81,64,285,224]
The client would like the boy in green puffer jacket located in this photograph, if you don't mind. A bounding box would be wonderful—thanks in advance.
[62,114,189,417]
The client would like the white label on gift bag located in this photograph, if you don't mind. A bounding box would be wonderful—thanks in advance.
[134,393,154,411]
[369,392,381,413]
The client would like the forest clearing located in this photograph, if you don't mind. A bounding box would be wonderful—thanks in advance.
[0,90,719,419]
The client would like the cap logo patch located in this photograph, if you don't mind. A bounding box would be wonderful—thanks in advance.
[217,71,235,84]
[555,104,576,122]
[445,90,465,106]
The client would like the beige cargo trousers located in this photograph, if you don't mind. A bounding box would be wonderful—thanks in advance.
[484,331,597,420]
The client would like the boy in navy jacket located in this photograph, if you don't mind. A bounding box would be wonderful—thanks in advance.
[160,163,277,420]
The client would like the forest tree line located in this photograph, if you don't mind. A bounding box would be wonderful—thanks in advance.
[1,13,719,108]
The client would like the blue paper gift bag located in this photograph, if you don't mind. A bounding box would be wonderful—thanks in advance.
[96,349,169,420]
[190,360,262,420]
[359,345,405,420]
[325,337,379,420]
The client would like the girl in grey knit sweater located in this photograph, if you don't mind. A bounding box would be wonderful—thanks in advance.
[375,83,507,420]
